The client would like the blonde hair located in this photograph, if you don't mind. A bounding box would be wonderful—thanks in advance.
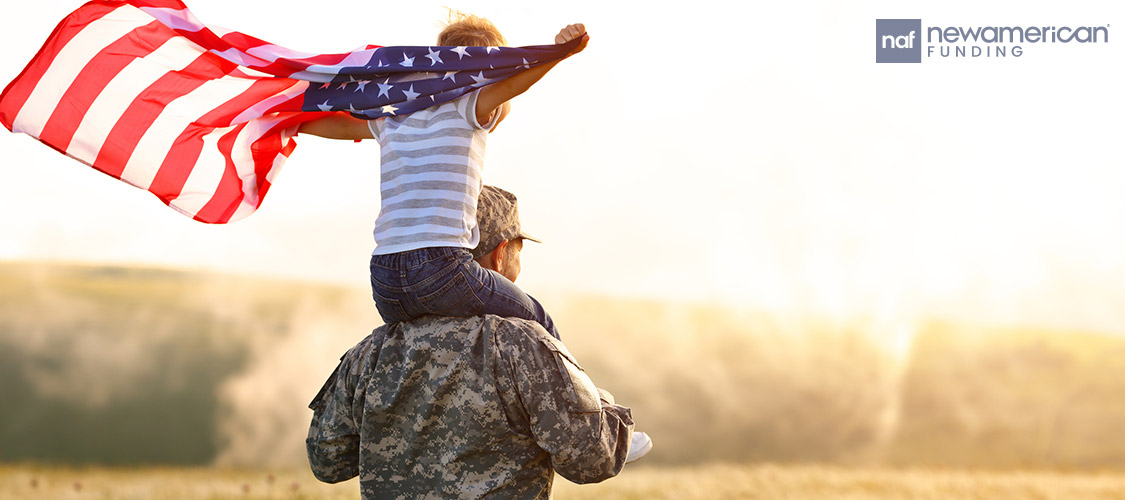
[438,10,507,47]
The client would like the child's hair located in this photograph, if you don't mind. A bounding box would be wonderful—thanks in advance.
[438,10,507,47]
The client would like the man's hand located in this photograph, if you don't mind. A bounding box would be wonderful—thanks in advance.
[555,23,589,55]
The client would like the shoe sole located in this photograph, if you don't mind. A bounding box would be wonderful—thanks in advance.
[625,432,653,464]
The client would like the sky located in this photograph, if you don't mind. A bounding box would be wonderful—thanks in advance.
[1,1,1123,334]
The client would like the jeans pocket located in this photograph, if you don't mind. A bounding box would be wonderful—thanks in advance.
[372,288,411,324]
[417,270,485,317]
[370,267,411,323]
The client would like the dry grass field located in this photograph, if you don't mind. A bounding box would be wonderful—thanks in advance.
[3,464,1125,500]
[5,262,1125,500]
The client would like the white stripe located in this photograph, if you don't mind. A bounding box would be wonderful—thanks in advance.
[386,123,473,139]
[138,6,203,33]
[65,34,204,164]
[119,75,256,190]
[175,110,292,218]
[264,133,294,185]
[382,130,474,149]
[200,114,299,222]
[380,171,476,191]
[228,116,287,211]
[11,5,152,138]
[228,81,308,125]
[209,48,270,68]
[232,67,276,79]
[245,43,320,63]
[169,128,227,218]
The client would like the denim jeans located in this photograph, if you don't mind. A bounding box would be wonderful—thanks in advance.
[369,247,560,339]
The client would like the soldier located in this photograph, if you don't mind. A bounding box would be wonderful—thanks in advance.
[306,185,651,499]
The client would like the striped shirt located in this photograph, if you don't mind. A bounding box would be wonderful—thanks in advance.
[367,88,499,255]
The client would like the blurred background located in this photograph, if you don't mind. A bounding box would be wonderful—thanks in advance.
[1,0,1124,470]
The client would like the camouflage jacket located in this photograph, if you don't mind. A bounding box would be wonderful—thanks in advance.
[306,315,634,499]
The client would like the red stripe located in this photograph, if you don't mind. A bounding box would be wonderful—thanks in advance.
[196,78,304,128]
[94,50,239,178]
[252,114,310,207]
[217,32,355,76]
[38,21,175,154]
[144,76,300,201]
[130,0,191,9]
[191,123,247,223]
[193,113,313,222]
[245,116,304,214]
[147,122,207,203]
[0,2,120,130]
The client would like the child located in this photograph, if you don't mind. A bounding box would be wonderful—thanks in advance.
[299,13,588,338]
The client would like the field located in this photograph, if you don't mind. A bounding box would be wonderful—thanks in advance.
[3,464,1125,500]
[4,261,1125,498]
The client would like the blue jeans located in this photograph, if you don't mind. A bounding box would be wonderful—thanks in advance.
[369,247,560,339]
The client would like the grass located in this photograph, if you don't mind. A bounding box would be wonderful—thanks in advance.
[3,464,1125,500]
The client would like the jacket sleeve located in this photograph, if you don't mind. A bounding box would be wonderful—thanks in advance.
[305,338,368,483]
[502,323,634,484]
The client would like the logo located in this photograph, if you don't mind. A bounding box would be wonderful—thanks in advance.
[876,19,922,63]
[876,19,1110,63]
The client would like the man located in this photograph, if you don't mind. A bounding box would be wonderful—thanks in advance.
[306,185,650,499]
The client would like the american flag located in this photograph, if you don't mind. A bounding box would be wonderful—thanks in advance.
[0,0,577,223]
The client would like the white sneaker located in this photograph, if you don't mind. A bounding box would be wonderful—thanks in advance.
[625,431,653,464]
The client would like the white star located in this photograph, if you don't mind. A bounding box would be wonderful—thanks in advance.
[400,52,414,67]
[355,80,369,92]
[470,72,487,84]
[319,82,331,89]
[381,104,399,115]
[452,46,471,59]
[402,85,420,101]
[521,58,531,69]
[443,71,458,82]
[377,80,393,99]
[425,47,443,65]
[376,60,387,68]
[347,104,360,114]
[337,81,349,90]
[317,100,332,112]
[485,46,499,53]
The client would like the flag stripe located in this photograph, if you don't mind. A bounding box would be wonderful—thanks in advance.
[190,123,247,222]
[95,50,239,178]
[12,5,152,138]
[67,33,206,167]
[41,21,175,156]
[85,45,217,174]
[169,127,229,217]
[227,80,309,124]
[193,114,301,222]
[137,74,256,193]
[0,2,120,130]
[2,0,577,223]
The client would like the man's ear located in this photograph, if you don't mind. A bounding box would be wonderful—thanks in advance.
[490,239,510,271]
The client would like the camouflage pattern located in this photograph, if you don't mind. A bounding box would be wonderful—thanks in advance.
[470,185,542,259]
[307,315,634,499]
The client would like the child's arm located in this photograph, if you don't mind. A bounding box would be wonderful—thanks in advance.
[298,112,374,140]
[475,23,589,127]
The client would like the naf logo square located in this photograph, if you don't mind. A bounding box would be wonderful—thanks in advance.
[876,19,922,63]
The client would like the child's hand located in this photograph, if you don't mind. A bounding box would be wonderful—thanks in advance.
[555,23,589,55]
